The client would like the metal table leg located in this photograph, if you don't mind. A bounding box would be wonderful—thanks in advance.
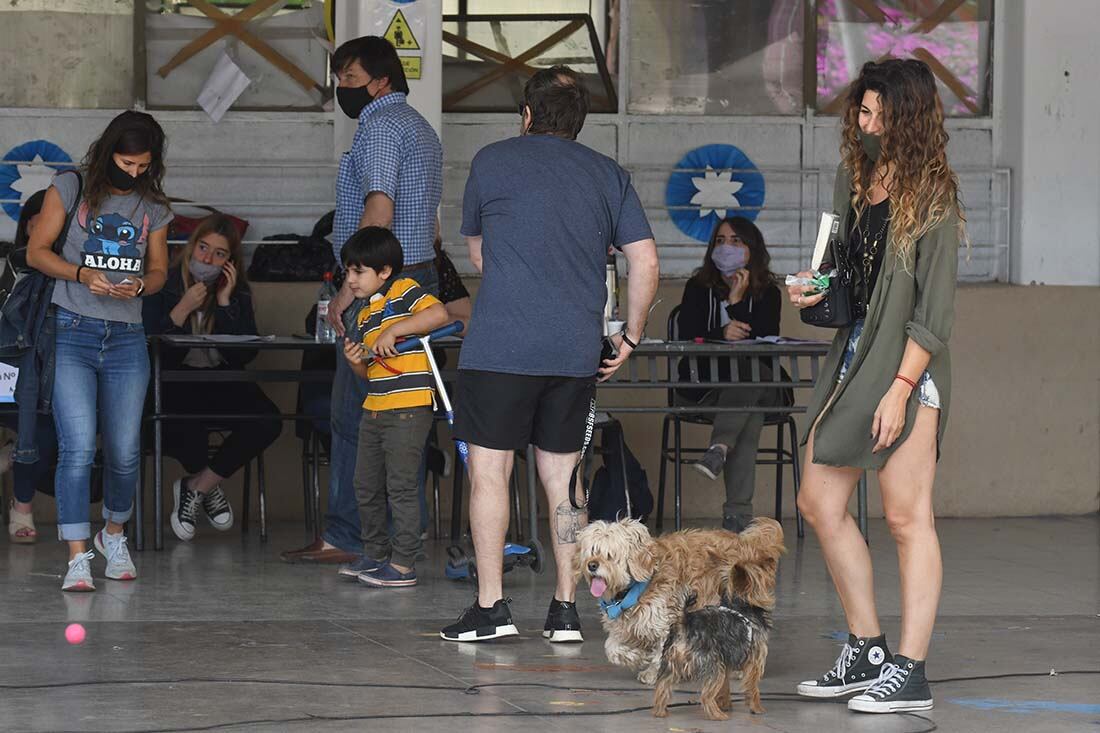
[153,338,164,550]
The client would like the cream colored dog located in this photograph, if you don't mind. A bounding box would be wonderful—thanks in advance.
[575,518,784,686]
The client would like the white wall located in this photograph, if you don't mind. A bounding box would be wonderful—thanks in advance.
[997,0,1100,286]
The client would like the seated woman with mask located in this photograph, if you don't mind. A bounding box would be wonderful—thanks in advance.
[676,216,784,533]
[143,214,282,542]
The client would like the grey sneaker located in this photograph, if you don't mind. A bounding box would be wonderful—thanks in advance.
[201,486,234,531]
[94,529,137,581]
[337,555,385,579]
[62,551,96,592]
[722,514,753,533]
[693,445,726,480]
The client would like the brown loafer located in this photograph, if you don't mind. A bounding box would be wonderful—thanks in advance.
[280,538,358,564]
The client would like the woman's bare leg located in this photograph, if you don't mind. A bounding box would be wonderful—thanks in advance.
[796,429,878,636]
[878,406,941,660]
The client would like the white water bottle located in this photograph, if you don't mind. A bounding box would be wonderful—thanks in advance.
[315,272,338,343]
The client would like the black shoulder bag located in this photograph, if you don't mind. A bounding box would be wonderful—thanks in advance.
[0,171,83,311]
[799,230,855,329]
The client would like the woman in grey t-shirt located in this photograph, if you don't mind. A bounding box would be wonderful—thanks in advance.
[26,111,172,591]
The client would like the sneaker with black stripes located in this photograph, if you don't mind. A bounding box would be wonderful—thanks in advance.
[440,598,519,642]
[848,655,933,713]
[542,598,583,643]
[796,633,892,698]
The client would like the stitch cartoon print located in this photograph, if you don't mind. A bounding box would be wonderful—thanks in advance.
[78,203,147,273]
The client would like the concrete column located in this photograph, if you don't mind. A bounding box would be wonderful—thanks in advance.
[997,0,1100,285]
[333,0,442,158]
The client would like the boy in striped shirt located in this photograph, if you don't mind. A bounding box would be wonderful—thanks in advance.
[341,227,449,587]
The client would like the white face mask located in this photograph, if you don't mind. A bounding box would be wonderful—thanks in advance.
[189,258,223,285]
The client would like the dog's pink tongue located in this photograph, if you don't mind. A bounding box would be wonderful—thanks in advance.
[590,578,607,598]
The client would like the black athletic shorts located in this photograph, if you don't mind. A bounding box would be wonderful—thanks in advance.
[453,370,596,453]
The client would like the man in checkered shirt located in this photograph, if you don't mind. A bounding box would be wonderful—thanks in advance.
[281,35,443,565]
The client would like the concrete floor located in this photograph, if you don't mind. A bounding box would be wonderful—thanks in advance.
[1,515,1097,732]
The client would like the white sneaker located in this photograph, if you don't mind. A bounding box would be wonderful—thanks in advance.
[94,529,137,581]
[62,551,96,592]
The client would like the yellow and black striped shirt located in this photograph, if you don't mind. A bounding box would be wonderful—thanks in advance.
[353,278,442,411]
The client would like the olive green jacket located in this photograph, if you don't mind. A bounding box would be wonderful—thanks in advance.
[802,164,960,469]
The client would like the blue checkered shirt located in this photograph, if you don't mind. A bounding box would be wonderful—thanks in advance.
[334,93,442,266]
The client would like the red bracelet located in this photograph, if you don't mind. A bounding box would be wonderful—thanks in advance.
[894,374,918,390]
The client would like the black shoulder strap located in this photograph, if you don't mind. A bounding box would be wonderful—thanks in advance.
[53,169,83,255]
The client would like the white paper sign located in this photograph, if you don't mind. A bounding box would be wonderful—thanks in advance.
[0,362,17,404]
[197,51,253,123]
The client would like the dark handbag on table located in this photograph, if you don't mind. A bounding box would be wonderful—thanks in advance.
[799,235,855,329]
[247,210,336,282]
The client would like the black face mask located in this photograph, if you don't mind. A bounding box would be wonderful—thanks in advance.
[337,84,375,119]
[107,159,142,192]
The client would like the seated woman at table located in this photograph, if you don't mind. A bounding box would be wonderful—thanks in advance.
[676,216,784,533]
[143,214,282,542]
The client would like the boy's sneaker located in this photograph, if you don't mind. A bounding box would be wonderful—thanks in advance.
[338,555,385,579]
[797,633,892,698]
[171,478,201,541]
[358,562,417,588]
[848,656,933,713]
[61,551,96,592]
[542,598,584,643]
[693,446,726,481]
[201,486,233,531]
[441,598,519,642]
[94,529,137,580]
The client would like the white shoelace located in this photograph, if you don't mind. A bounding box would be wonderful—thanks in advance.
[827,643,859,681]
[867,662,907,698]
[180,488,202,523]
[69,550,95,570]
[102,532,131,565]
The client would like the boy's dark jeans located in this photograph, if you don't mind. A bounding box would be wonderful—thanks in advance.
[355,407,434,568]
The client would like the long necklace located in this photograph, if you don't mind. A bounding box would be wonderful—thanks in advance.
[859,201,890,287]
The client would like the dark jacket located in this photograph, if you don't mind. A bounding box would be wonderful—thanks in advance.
[676,279,783,401]
[802,163,959,469]
[142,267,259,369]
[1,274,58,463]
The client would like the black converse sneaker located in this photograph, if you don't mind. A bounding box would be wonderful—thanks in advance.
[796,634,892,698]
[848,655,933,713]
[171,478,202,542]
[542,599,583,643]
[440,598,519,642]
[201,486,234,531]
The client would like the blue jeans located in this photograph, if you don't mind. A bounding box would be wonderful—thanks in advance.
[322,265,438,553]
[52,308,149,541]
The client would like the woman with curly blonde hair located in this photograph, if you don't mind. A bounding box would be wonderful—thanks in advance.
[788,59,963,714]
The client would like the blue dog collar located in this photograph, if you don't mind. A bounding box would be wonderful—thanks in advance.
[599,578,650,620]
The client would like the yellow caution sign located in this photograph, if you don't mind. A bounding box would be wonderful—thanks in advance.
[401,56,422,80]
[384,10,420,51]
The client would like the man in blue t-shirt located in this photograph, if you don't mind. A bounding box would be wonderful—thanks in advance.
[442,66,659,644]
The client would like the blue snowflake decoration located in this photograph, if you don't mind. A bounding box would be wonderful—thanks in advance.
[665,144,766,242]
[0,140,75,222]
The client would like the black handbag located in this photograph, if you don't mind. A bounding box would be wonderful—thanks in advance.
[800,237,855,329]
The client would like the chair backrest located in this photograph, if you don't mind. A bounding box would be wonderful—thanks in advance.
[666,305,681,407]
[667,305,681,341]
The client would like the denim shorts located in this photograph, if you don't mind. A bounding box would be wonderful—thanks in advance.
[838,320,941,409]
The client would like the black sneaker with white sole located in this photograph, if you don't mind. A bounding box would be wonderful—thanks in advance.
[171,478,202,542]
[848,656,933,713]
[201,486,233,531]
[542,598,583,643]
[796,633,892,698]
[440,598,519,642]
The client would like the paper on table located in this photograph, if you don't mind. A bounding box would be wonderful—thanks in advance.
[197,51,252,123]
[174,334,275,343]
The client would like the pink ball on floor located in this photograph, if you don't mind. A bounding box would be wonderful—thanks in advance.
[65,623,86,645]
